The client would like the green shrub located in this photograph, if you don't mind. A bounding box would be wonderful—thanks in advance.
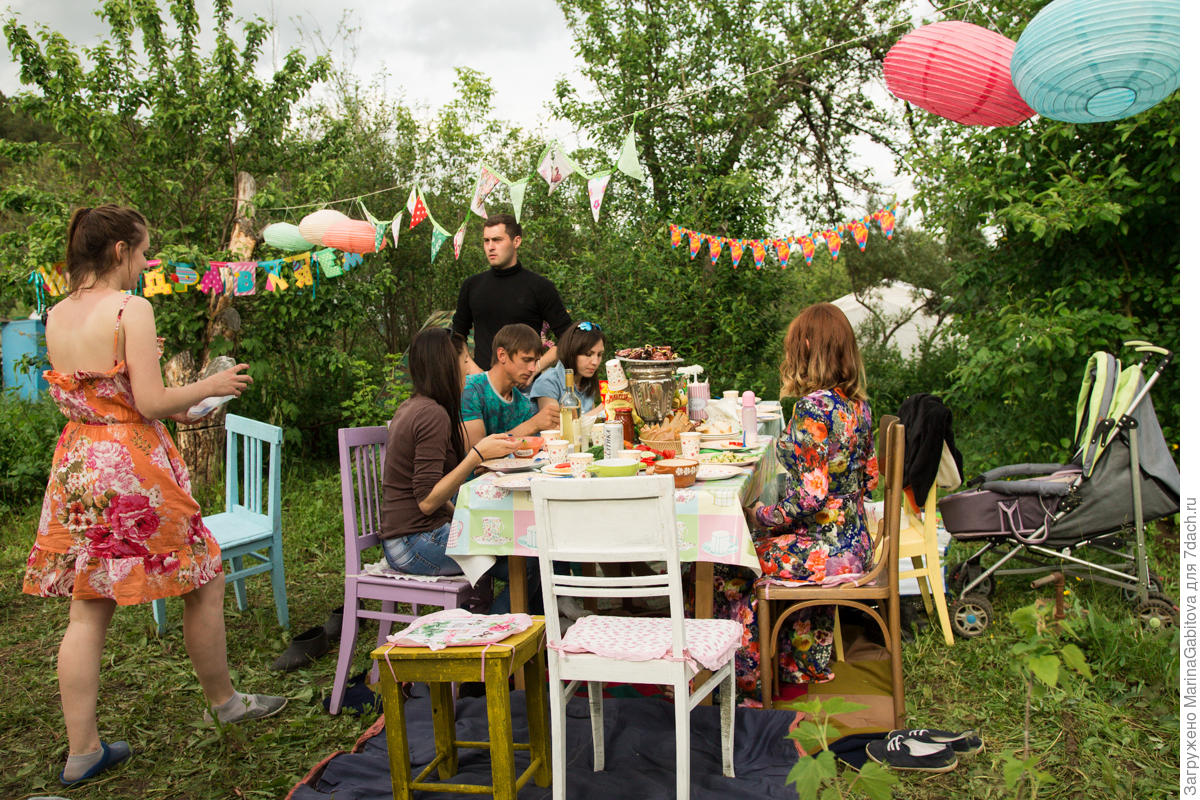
[0,389,60,509]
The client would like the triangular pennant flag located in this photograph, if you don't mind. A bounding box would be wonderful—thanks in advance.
[774,238,790,268]
[796,235,816,265]
[849,218,869,251]
[407,187,428,229]
[359,200,381,227]
[729,238,744,268]
[687,230,702,260]
[615,126,646,183]
[587,172,612,223]
[707,235,723,264]
[391,211,404,246]
[471,167,502,218]
[873,206,896,239]
[430,221,451,262]
[508,178,528,223]
[752,240,766,269]
[669,224,682,248]
[822,229,842,261]
[536,142,576,194]
[453,219,468,260]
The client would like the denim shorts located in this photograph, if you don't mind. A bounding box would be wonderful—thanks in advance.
[382,522,464,577]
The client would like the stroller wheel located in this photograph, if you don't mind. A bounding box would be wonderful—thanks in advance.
[949,595,993,638]
[948,562,993,598]
[1134,594,1178,629]
[1122,573,1165,603]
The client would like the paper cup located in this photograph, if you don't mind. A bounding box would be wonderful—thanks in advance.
[722,390,739,402]
[567,452,594,478]
[547,438,570,463]
[541,429,561,441]
[679,431,701,459]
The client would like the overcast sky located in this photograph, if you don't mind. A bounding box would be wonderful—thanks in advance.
[0,0,918,221]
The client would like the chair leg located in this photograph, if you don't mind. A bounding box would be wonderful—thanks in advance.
[330,599,360,716]
[525,648,551,788]
[757,593,774,709]
[674,676,691,800]
[370,602,396,686]
[587,681,605,771]
[887,597,905,729]
[485,658,517,800]
[378,668,414,800]
[927,548,955,646]
[270,545,289,628]
[832,606,845,663]
[721,666,736,778]
[431,682,458,780]
[230,556,248,611]
[912,554,935,618]
[548,669,568,800]
[152,598,168,635]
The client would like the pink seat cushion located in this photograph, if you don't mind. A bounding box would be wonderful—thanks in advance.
[556,615,743,671]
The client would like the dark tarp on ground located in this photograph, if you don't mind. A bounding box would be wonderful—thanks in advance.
[290,686,803,799]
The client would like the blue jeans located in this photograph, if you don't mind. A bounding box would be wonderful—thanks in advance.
[382,523,463,576]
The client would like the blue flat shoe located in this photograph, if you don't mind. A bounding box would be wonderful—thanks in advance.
[59,740,132,785]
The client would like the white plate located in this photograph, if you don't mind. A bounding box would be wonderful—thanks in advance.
[695,464,746,481]
[480,458,539,473]
[707,440,753,451]
[539,465,575,477]
[698,452,758,468]
[698,430,739,440]
[492,473,536,491]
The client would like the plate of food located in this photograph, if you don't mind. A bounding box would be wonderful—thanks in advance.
[480,457,539,473]
[492,473,537,491]
[539,463,575,477]
[698,451,759,467]
[707,440,754,451]
[695,464,746,482]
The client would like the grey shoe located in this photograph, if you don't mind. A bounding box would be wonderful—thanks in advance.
[557,596,593,620]
[204,693,288,725]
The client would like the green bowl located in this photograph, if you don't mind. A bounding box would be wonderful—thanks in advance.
[587,458,641,477]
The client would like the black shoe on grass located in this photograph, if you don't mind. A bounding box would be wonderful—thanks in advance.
[866,736,958,772]
[887,728,984,757]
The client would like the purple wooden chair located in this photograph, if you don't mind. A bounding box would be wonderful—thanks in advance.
[331,425,477,715]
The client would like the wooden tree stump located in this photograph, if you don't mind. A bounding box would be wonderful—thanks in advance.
[164,351,225,489]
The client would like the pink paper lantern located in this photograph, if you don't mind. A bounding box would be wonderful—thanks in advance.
[322,219,385,254]
[884,21,1035,127]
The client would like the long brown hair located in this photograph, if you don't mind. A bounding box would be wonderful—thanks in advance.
[409,328,468,460]
[779,303,867,402]
[65,205,147,293]
[556,321,607,402]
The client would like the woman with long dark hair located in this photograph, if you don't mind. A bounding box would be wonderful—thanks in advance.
[23,205,284,786]
[530,320,607,414]
[380,327,518,574]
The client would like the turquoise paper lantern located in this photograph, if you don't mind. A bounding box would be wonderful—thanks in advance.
[1010,0,1179,123]
[262,222,313,252]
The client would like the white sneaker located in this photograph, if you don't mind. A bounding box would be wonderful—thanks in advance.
[557,596,593,620]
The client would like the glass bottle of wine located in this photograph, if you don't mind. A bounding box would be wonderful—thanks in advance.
[559,368,582,451]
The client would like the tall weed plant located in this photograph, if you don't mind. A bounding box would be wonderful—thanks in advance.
[0,389,59,508]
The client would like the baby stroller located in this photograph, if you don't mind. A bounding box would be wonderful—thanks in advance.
[936,340,1178,636]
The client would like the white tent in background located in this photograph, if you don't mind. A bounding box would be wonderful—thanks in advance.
[832,281,948,357]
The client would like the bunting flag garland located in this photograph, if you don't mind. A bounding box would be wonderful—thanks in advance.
[315,248,342,277]
[707,235,723,264]
[667,204,897,271]
[507,178,529,223]
[752,239,767,269]
[470,167,503,218]
[452,220,468,260]
[199,267,224,295]
[391,210,405,246]
[587,172,612,223]
[430,221,452,262]
[293,262,314,289]
[615,126,646,184]
[172,265,199,290]
[342,252,364,271]
[232,263,257,296]
[536,142,577,194]
[407,187,428,229]
[729,238,744,268]
[143,269,174,296]
[265,263,289,292]
[359,200,392,251]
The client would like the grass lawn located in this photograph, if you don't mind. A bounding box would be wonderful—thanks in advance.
[0,458,1180,799]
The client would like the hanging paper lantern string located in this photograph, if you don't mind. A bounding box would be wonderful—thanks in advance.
[1010,0,1179,123]
[884,21,1034,127]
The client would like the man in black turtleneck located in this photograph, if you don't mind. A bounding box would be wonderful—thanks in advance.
[452,213,572,375]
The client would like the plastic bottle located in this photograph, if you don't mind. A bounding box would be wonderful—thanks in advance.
[741,391,758,447]
[559,368,582,451]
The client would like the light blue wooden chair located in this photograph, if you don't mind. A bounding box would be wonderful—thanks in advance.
[152,414,288,633]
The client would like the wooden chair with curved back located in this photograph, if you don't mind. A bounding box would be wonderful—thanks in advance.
[754,415,906,728]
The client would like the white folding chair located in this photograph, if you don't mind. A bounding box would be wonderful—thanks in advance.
[531,475,740,800]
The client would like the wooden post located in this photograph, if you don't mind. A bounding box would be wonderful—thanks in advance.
[170,171,256,487]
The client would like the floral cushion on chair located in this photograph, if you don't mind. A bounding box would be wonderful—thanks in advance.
[386,609,533,651]
[555,615,743,671]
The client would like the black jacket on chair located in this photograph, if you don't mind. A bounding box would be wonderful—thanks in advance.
[897,393,964,506]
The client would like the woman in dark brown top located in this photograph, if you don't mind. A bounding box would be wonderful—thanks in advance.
[381,328,517,574]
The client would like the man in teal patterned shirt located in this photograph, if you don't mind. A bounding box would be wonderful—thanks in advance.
[461,323,558,448]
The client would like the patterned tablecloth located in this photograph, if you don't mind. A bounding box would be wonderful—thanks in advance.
[446,441,778,584]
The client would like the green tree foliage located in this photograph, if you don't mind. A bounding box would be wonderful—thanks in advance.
[904,2,1179,468]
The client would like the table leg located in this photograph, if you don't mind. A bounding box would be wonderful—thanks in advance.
[509,555,528,691]
[524,646,552,787]
[431,682,458,779]
[486,656,518,800]
[378,667,413,800]
[693,560,715,706]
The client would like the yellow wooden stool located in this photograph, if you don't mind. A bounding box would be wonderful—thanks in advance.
[370,617,551,800]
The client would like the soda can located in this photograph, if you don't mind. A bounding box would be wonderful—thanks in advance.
[603,422,625,460]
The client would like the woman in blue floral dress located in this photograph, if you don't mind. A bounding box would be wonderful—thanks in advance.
[714,303,878,700]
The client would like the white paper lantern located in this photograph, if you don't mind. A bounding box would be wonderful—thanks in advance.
[298,209,350,246]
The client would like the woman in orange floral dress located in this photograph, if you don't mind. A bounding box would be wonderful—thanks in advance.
[23,205,285,786]
[713,303,878,701]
